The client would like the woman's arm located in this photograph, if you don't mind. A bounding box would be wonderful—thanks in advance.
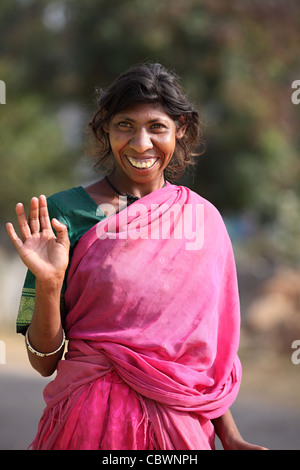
[6,195,70,376]
[25,277,65,376]
[212,408,268,450]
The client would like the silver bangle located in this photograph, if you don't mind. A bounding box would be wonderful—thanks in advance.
[25,328,65,358]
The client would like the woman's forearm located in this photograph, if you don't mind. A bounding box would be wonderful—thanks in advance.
[26,278,65,377]
[212,409,243,449]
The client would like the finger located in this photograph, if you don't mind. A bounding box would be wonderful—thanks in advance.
[6,222,23,252]
[51,218,70,249]
[16,203,31,241]
[28,197,40,234]
[38,195,52,231]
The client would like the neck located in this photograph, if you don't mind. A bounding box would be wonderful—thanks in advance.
[108,170,165,200]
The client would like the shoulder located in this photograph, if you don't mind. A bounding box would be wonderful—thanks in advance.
[182,185,225,222]
[47,186,98,220]
[47,186,105,248]
[46,187,83,227]
[47,187,83,212]
[180,185,230,241]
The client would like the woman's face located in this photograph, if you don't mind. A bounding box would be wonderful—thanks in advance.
[104,103,185,186]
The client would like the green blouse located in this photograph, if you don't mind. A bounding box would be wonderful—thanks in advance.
[16,186,107,334]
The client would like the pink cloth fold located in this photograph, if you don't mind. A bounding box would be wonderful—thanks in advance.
[31,183,242,450]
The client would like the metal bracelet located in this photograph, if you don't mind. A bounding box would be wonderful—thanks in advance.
[25,328,65,358]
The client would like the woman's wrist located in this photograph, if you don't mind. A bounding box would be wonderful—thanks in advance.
[29,277,65,350]
[220,431,245,450]
[26,327,65,357]
[35,275,65,292]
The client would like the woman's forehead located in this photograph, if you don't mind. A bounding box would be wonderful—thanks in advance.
[113,103,172,122]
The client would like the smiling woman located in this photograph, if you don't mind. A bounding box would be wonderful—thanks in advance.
[7,63,266,451]
[101,103,186,196]
[89,63,204,182]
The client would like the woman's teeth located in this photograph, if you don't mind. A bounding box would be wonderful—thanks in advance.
[127,157,157,169]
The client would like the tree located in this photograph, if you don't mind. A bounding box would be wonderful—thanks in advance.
[1,0,299,261]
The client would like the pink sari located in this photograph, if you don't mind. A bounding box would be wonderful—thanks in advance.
[31,183,242,450]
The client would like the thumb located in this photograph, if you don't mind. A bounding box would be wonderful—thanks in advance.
[51,218,70,248]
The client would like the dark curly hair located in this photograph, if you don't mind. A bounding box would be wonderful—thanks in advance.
[88,63,205,181]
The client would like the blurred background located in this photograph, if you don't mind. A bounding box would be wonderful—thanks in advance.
[1,0,300,450]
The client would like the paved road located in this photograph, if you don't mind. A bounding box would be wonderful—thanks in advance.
[1,370,300,450]
[0,371,49,449]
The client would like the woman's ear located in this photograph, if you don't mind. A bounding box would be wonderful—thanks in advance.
[102,122,109,133]
[176,115,187,139]
[102,111,110,133]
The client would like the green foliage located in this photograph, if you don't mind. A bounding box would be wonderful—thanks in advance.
[1,0,299,262]
[0,95,75,218]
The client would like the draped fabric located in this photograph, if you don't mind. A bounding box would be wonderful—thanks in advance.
[31,183,242,450]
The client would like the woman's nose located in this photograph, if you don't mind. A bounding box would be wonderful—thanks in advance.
[129,128,153,153]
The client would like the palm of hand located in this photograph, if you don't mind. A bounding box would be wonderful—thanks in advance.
[6,195,70,283]
[19,228,69,281]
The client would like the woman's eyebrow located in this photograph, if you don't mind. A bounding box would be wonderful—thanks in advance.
[116,116,135,122]
[116,115,169,123]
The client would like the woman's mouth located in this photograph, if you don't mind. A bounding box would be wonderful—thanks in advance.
[126,156,158,169]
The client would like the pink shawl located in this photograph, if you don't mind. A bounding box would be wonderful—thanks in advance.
[31,183,242,450]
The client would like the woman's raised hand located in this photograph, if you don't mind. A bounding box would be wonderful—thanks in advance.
[6,195,70,284]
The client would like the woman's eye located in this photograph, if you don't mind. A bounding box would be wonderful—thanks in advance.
[118,121,131,128]
[151,123,166,130]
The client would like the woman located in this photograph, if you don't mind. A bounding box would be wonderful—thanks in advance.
[6,63,266,450]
